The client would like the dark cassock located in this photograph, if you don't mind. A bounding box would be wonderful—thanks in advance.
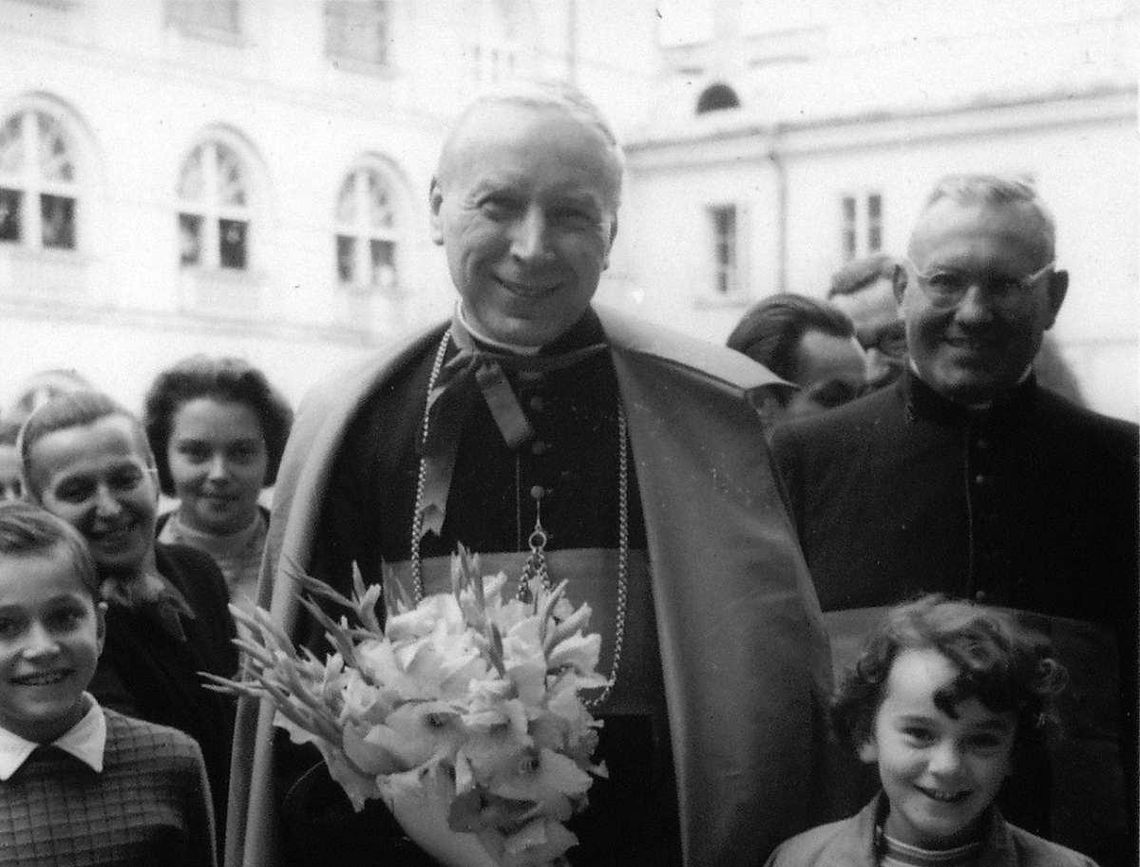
[771,368,1139,867]
[225,305,833,867]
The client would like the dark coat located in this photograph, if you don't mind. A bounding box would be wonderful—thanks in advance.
[226,306,833,867]
[770,370,1138,866]
[90,543,238,848]
[765,793,1099,867]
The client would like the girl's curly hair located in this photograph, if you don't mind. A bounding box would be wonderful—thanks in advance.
[832,594,1068,754]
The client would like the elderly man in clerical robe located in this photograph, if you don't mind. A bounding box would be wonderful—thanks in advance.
[225,82,832,867]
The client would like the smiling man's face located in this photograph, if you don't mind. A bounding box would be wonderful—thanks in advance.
[901,199,1066,405]
[429,101,620,347]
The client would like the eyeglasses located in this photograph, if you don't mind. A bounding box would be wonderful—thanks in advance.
[907,259,1055,310]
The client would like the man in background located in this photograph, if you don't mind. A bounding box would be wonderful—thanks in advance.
[726,293,866,426]
[828,253,907,390]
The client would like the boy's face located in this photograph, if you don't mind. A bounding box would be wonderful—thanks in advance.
[0,550,105,743]
[859,647,1016,848]
[28,416,158,576]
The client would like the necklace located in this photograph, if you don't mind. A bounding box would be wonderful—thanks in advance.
[410,329,629,708]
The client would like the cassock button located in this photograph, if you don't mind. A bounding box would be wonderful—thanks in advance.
[518,370,544,384]
[528,395,545,413]
[531,440,549,456]
[973,474,991,487]
[976,437,991,450]
[974,590,988,602]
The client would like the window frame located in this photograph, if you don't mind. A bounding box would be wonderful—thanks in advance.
[710,203,740,296]
[324,0,394,73]
[840,191,884,261]
[176,138,255,274]
[332,160,404,295]
[0,104,84,255]
[164,0,243,44]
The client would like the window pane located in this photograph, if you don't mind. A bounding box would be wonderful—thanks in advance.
[367,172,395,229]
[37,112,74,183]
[325,1,390,66]
[336,234,355,282]
[219,218,247,269]
[216,145,247,207]
[167,0,240,34]
[177,147,205,201]
[40,194,75,249]
[180,213,203,266]
[370,238,395,288]
[868,225,882,252]
[0,116,24,176]
[0,188,22,242]
[868,194,882,219]
[335,175,356,224]
[842,196,856,221]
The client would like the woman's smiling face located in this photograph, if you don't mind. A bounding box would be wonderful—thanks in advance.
[167,398,268,535]
[860,647,1016,849]
[28,416,159,577]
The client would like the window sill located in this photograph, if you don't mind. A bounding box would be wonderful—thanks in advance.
[326,54,397,78]
[178,267,266,317]
[166,20,244,47]
[338,279,404,297]
[0,245,92,300]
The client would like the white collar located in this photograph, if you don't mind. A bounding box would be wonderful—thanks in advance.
[0,693,106,780]
[908,359,1033,409]
[455,302,542,356]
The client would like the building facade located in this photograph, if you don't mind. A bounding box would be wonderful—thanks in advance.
[0,0,656,411]
[2,0,1136,421]
[618,0,1138,420]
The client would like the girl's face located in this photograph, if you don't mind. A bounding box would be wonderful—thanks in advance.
[29,416,159,577]
[860,647,1016,849]
[167,398,268,535]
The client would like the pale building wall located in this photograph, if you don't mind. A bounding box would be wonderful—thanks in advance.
[0,0,659,415]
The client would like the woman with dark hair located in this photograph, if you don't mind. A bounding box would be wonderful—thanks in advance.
[144,355,292,607]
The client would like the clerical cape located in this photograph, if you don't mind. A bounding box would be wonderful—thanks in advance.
[225,305,833,867]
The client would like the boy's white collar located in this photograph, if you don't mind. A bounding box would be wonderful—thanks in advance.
[0,693,106,780]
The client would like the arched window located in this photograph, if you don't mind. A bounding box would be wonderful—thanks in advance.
[334,164,399,291]
[0,108,80,251]
[177,140,251,270]
[696,83,741,114]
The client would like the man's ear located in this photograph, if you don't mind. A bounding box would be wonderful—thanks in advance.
[428,177,445,246]
[602,215,618,271]
[858,738,879,765]
[95,601,107,655]
[1043,269,1068,330]
[891,263,908,306]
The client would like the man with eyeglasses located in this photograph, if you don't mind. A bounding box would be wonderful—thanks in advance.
[771,174,1138,866]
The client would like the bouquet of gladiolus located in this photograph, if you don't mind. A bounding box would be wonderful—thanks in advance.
[207,546,607,867]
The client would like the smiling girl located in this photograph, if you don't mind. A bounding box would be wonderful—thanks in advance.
[766,594,1097,866]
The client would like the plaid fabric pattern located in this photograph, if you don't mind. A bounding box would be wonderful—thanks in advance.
[0,710,215,866]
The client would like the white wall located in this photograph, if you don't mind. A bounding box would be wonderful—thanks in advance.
[623,94,1139,421]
